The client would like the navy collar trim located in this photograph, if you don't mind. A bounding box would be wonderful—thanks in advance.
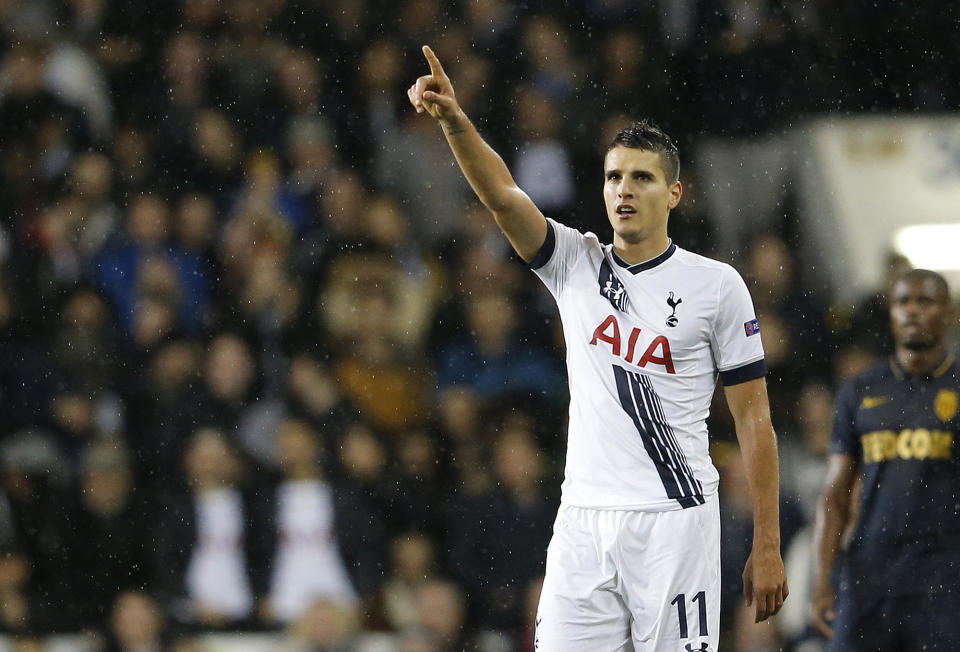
[612,241,677,274]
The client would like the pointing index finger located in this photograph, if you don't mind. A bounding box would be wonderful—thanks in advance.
[422,45,447,80]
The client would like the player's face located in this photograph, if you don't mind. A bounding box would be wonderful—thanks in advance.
[889,276,952,351]
[603,146,681,246]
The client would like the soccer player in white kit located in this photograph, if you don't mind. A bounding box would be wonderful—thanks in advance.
[408,45,788,651]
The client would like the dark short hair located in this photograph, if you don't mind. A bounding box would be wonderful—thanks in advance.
[607,120,680,184]
[894,268,950,301]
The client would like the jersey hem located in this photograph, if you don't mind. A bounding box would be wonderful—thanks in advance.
[720,358,768,386]
[560,489,719,512]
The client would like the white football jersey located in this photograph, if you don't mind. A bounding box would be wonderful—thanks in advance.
[531,218,766,511]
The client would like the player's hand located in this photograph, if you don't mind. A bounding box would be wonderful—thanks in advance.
[407,45,461,126]
[742,545,789,623]
[809,582,835,638]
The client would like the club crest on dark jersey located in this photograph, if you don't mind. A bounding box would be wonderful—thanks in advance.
[599,258,629,312]
[666,292,682,327]
[935,389,959,422]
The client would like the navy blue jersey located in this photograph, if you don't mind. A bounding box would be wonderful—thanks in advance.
[831,356,960,596]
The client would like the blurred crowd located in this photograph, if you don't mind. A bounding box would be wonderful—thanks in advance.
[0,0,957,650]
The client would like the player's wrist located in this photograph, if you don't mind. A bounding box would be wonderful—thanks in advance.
[751,537,781,554]
[440,109,468,135]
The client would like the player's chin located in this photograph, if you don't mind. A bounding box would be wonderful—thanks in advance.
[615,225,645,245]
[896,325,935,349]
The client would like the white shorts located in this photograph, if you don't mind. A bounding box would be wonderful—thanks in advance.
[536,496,720,652]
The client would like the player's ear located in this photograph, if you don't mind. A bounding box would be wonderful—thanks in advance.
[668,180,682,209]
[942,297,957,323]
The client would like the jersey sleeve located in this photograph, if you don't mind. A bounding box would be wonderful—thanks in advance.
[710,265,767,385]
[829,379,861,459]
[528,217,589,297]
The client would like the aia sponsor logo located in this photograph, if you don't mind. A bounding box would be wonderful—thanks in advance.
[590,314,675,374]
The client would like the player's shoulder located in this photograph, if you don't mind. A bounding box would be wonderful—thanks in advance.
[547,217,599,243]
[838,359,894,397]
[667,247,747,295]
[941,357,960,381]
[531,218,602,271]
[546,217,603,252]
[671,247,740,275]
[920,356,960,390]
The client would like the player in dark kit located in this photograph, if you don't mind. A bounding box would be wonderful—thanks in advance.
[811,268,960,651]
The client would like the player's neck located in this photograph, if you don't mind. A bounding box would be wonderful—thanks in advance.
[894,344,948,377]
[613,232,671,265]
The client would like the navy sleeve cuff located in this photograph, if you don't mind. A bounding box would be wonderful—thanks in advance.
[720,359,768,386]
[527,220,556,270]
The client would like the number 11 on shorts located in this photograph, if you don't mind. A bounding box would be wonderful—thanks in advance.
[671,591,708,638]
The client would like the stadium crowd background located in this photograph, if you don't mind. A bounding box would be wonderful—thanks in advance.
[0,0,958,650]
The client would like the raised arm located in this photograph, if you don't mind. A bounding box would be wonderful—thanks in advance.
[723,377,789,623]
[810,453,857,638]
[407,45,547,262]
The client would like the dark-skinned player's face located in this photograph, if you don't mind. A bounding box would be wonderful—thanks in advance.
[889,276,952,351]
[603,147,681,245]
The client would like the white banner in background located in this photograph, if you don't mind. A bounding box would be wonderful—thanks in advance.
[800,116,960,301]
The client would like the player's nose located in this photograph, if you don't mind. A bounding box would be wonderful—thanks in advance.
[900,299,923,316]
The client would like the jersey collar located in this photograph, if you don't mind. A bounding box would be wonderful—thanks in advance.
[611,240,677,274]
[889,355,955,380]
